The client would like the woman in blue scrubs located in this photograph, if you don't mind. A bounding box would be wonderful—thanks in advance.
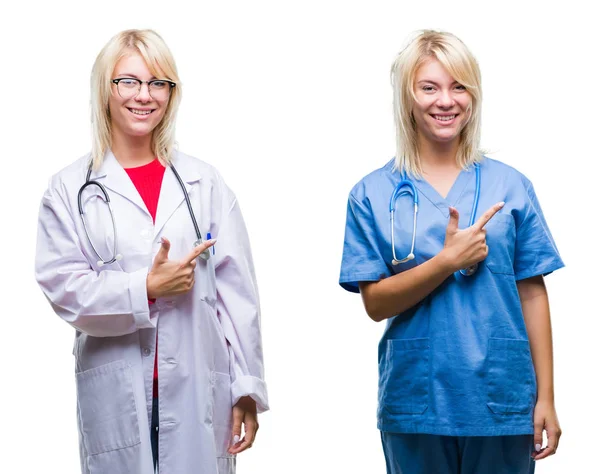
[339,30,563,474]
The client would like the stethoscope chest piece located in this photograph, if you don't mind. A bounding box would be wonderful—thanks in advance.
[459,263,478,276]
[194,239,211,261]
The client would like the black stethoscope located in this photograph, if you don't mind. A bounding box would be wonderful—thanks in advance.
[78,163,210,266]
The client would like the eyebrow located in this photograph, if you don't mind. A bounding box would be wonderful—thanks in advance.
[115,73,158,80]
[417,79,462,86]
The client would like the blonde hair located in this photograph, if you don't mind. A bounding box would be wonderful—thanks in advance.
[90,29,181,169]
[391,30,483,176]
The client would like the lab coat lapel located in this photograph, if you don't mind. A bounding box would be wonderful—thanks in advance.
[153,153,202,241]
[91,150,149,216]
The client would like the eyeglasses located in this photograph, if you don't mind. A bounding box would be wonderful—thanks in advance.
[111,78,176,100]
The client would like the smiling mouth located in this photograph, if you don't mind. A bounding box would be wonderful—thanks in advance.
[128,108,154,116]
[432,114,457,122]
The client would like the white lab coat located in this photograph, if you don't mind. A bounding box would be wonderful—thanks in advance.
[35,150,269,474]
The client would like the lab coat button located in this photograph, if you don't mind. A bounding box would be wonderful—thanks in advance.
[142,347,151,357]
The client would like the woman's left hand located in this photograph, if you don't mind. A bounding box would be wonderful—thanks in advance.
[228,396,259,455]
[532,400,562,460]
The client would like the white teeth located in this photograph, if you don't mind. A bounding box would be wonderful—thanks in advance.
[130,109,152,115]
[434,115,456,121]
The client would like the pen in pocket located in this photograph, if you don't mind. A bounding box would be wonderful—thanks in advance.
[207,233,215,254]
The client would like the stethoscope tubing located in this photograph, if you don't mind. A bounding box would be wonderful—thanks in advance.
[170,165,211,260]
[459,163,481,276]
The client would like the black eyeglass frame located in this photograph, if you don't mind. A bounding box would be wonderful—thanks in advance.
[111,78,177,98]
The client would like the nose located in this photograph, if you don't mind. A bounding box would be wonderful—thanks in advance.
[436,89,455,109]
[135,82,152,103]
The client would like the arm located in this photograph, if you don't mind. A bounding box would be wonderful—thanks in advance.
[35,186,153,337]
[359,252,454,322]
[214,195,268,412]
[360,203,505,322]
[211,180,268,454]
[517,276,561,460]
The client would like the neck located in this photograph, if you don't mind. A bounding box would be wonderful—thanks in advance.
[417,135,461,174]
[111,130,155,168]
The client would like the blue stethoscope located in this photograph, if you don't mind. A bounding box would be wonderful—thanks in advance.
[390,163,481,276]
[78,163,211,267]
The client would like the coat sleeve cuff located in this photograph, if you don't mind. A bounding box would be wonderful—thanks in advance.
[231,375,269,413]
[129,267,154,329]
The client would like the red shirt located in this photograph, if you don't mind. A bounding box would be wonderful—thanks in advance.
[124,159,166,398]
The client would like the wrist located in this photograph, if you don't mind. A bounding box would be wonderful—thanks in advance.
[434,250,457,276]
[146,276,158,300]
[536,393,555,405]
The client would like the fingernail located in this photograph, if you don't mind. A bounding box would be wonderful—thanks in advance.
[233,435,240,444]
[208,238,217,244]
[498,201,505,208]
[535,443,541,452]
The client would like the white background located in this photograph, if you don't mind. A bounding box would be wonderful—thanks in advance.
[1,1,597,472]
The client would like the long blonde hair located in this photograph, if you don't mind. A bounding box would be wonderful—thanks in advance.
[90,29,182,169]
[391,30,483,176]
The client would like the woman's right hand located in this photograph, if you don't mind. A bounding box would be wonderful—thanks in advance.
[440,202,504,273]
[146,237,216,300]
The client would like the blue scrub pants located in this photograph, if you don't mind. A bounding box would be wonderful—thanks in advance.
[381,432,535,474]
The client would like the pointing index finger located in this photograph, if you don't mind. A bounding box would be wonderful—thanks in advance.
[181,239,216,265]
[472,202,505,230]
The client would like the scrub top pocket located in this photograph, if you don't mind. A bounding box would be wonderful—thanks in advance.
[486,338,536,415]
[484,214,516,275]
[381,338,429,415]
[75,359,141,455]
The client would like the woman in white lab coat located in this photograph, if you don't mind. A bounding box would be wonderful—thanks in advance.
[35,29,268,474]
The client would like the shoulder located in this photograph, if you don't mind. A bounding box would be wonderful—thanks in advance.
[348,158,396,202]
[480,156,533,190]
[173,150,236,204]
[44,153,91,199]
[172,150,223,181]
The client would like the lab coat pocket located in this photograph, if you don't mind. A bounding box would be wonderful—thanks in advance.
[382,338,429,415]
[212,371,234,459]
[75,359,141,456]
[486,338,536,415]
[484,214,516,275]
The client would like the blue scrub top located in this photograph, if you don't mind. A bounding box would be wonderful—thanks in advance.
[339,157,564,437]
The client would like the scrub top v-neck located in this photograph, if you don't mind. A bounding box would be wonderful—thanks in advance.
[339,157,564,436]
[414,167,471,217]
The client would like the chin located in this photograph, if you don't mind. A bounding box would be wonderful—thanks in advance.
[127,123,157,137]
[431,131,460,143]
